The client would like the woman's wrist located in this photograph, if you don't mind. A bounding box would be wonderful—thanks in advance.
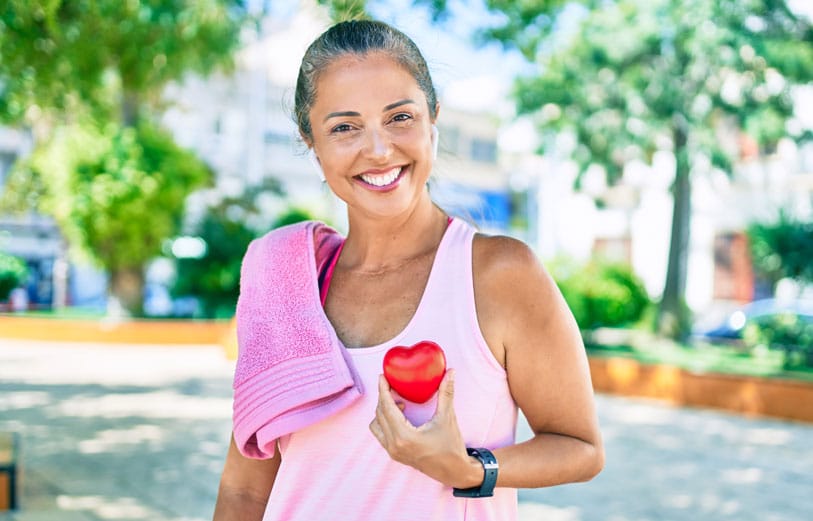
[458,453,487,488]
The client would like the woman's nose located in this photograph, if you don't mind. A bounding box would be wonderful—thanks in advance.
[364,128,392,159]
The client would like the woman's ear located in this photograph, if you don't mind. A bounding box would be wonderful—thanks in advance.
[431,125,439,159]
[307,149,325,182]
[299,130,313,148]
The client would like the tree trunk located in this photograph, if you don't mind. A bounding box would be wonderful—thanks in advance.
[109,266,144,317]
[657,120,692,339]
[122,90,140,127]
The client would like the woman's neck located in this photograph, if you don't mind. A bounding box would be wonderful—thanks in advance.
[342,199,448,274]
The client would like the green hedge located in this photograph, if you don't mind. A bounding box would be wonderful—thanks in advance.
[744,313,813,369]
[0,252,28,301]
[552,258,651,330]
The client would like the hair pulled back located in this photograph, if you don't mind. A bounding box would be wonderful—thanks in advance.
[295,20,438,141]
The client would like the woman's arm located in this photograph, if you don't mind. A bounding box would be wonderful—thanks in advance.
[473,235,604,487]
[212,434,281,520]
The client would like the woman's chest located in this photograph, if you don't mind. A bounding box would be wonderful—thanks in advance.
[323,259,433,348]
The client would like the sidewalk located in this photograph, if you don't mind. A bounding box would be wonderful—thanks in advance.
[0,339,811,521]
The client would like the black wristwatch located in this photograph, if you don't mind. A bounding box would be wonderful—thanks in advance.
[453,447,498,498]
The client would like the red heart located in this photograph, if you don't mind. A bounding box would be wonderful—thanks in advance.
[383,341,446,403]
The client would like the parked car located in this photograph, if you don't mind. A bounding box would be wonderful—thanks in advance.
[693,298,813,344]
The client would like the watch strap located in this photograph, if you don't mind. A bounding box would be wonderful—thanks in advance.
[453,447,498,498]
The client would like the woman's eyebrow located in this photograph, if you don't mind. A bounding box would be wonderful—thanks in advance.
[384,99,415,111]
[323,99,415,122]
[324,110,360,121]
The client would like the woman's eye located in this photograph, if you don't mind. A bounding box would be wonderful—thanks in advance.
[331,123,353,133]
[391,113,412,122]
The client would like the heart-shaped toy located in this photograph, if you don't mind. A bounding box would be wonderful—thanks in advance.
[383,341,446,403]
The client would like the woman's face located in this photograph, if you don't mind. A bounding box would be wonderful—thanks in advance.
[307,52,437,221]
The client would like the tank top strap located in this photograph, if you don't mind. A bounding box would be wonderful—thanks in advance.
[415,217,477,318]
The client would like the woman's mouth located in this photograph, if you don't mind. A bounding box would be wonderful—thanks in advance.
[356,166,405,190]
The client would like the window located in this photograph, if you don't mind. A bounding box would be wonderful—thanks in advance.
[439,125,459,156]
[264,130,293,145]
[470,138,497,164]
[0,152,16,193]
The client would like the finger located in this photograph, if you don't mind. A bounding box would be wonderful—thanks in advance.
[377,375,409,424]
[435,369,456,417]
[374,400,397,442]
[373,377,402,442]
[369,418,385,445]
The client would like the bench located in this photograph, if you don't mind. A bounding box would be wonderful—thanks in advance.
[0,432,18,511]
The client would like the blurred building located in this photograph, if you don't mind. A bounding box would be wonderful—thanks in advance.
[519,127,813,317]
[0,128,68,311]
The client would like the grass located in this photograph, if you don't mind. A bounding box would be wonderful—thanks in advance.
[585,327,813,383]
[0,307,106,319]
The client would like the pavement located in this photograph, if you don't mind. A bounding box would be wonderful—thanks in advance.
[0,339,811,521]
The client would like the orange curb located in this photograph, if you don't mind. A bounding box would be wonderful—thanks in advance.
[589,356,813,423]
[0,315,233,347]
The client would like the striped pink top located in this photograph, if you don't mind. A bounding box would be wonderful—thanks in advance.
[262,218,519,521]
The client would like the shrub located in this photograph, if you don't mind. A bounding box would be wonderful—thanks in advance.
[171,205,316,318]
[0,252,28,301]
[747,212,813,288]
[552,258,651,330]
[744,313,813,369]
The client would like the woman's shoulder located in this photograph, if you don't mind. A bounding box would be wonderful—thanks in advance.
[472,233,543,278]
[471,232,560,315]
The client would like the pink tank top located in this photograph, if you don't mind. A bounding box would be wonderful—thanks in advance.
[263,218,518,521]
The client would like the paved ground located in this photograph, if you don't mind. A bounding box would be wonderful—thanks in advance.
[0,339,810,521]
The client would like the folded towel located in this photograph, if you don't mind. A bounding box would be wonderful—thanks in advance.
[232,220,363,459]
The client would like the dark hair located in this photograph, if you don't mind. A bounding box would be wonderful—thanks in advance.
[294,20,438,141]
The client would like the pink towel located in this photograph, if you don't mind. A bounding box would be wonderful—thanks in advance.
[232,221,363,459]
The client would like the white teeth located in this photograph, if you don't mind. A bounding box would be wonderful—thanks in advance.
[360,168,402,187]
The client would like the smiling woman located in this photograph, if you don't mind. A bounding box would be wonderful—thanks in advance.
[213,19,603,521]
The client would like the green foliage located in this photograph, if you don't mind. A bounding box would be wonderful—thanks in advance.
[501,0,811,181]
[478,0,578,59]
[3,122,212,273]
[76,123,212,271]
[318,0,451,22]
[172,199,315,319]
[0,1,247,314]
[172,206,257,319]
[0,251,28,301]
[747,212,813,288]
[317,0,371,20]
[744,313,813,369]
[551,257,651,330]
[0,0,247,125]
[271,207,318,229]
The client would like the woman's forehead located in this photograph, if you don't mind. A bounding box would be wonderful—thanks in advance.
[312,53,426,110]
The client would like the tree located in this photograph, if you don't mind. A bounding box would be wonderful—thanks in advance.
[0,0,246,127]
[479,0,813,338]
[0,1,247,314]
[8,122,211,314]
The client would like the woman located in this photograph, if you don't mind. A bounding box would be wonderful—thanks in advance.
[214,19,603,521]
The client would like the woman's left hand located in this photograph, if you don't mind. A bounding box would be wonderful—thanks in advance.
[369,369,483,488]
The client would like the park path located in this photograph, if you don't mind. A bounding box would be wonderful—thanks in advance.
[0,339,810,521]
